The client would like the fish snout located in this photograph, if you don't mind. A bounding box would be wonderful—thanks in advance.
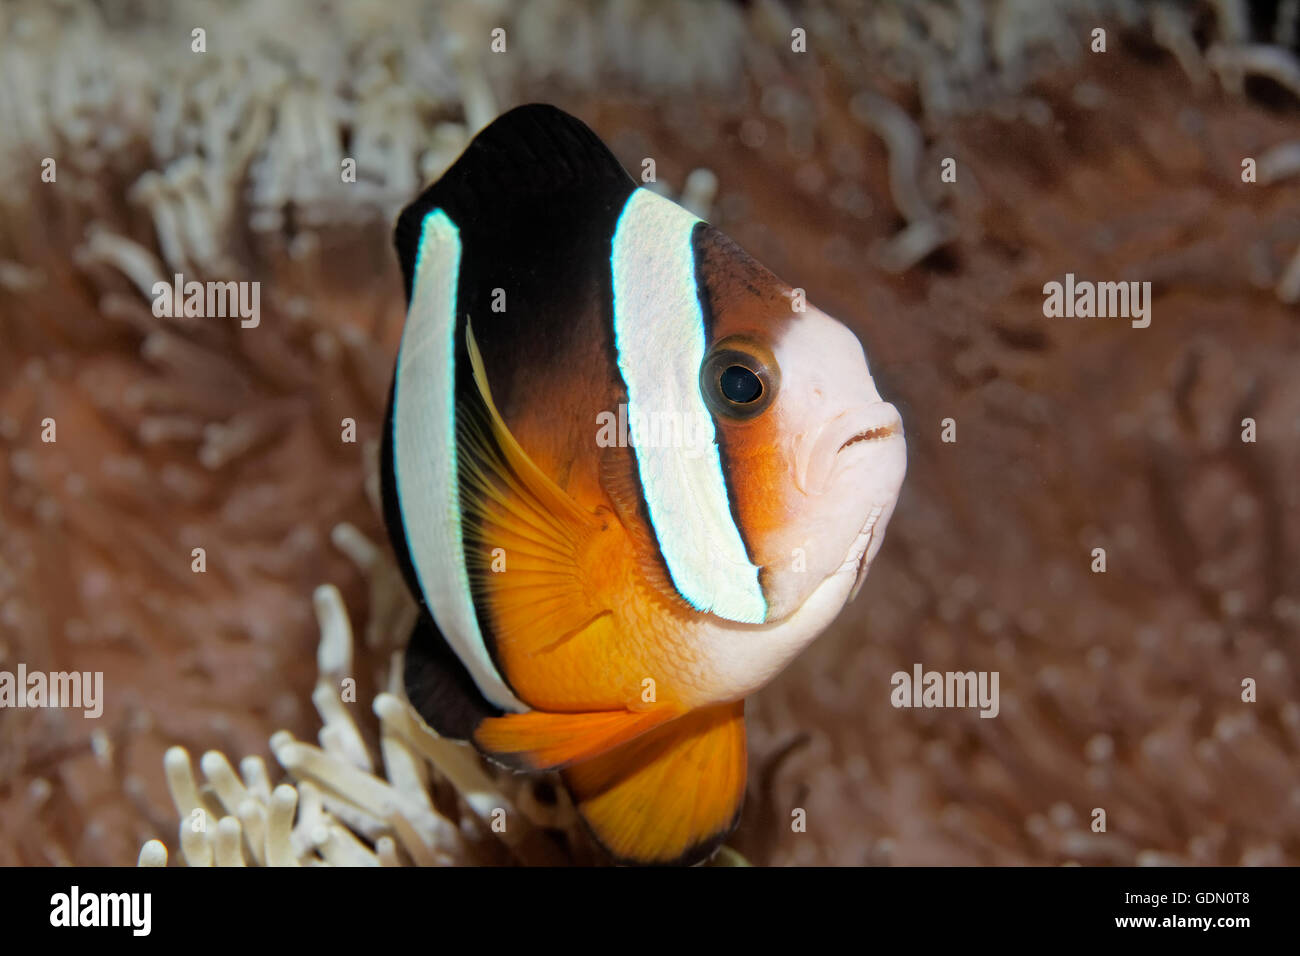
[797,402,905,496]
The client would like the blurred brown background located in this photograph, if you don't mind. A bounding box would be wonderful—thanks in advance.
[1,0,1298,865]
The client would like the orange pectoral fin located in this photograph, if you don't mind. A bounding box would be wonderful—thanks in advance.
[456,321,636,708]
[562,700,747,866]
[474,706,681,771]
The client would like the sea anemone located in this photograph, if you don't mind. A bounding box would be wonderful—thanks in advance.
[4,0,1299,867]
[136,523,597,866]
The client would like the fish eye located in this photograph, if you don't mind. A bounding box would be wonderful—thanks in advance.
[700,336,779,420]
[720,365,762,403]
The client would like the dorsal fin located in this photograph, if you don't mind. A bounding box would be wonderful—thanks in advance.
[394,104,636,303]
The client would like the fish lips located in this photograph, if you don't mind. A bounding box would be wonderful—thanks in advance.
[825,408,905,602]
[798,402,904,497]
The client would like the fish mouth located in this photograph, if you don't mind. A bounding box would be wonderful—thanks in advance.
[837,421,902,452]
[797,403,903,495]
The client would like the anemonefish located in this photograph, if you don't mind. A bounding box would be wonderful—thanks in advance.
[381,105,906,866]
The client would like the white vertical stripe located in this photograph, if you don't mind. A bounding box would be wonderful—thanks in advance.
[610,189,767,624]
[393,209,526,712]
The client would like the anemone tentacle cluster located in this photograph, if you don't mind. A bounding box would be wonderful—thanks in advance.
[139,526,586,867]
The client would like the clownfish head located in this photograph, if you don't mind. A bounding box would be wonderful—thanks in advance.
[621,213,907,700]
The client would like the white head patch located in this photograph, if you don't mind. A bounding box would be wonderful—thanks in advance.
[609,189,767,624]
